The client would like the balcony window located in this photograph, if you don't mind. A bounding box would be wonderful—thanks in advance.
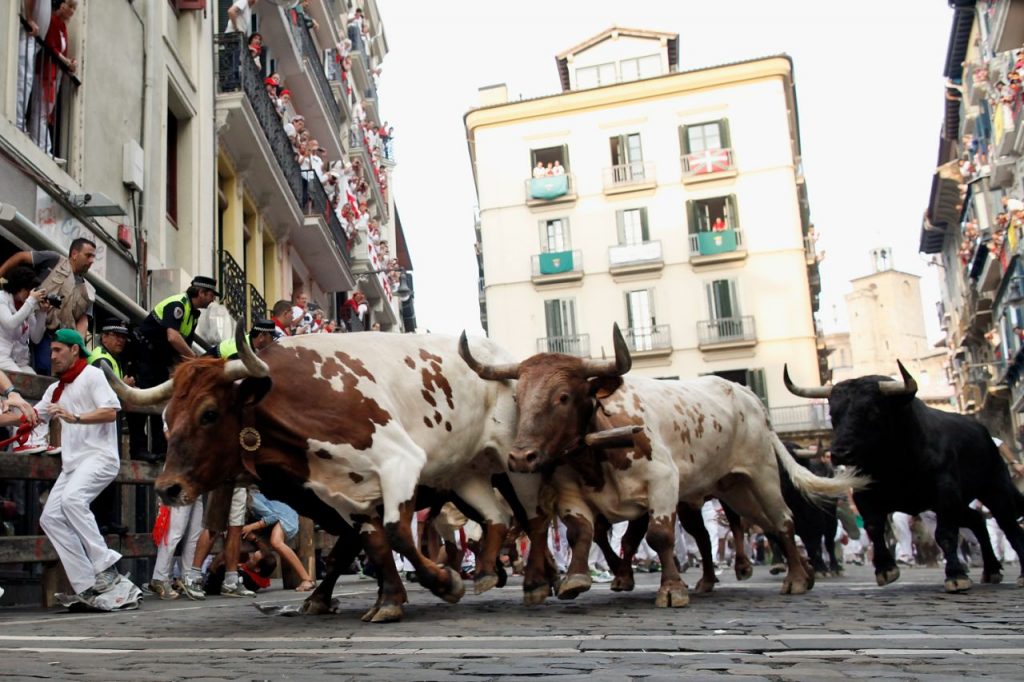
[575,62,615,89]
[609,132,645,183]
[617,208,649,245]
[528,145,571,200]
[541,298,588,355]
[539,217,571,253]
[626,289,667,353]
[680,119,734,178]
[687,196,742,256]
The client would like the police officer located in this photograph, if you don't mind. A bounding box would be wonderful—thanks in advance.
[88,319,133,384]
[129,276,218,460]
[207,318,276,360]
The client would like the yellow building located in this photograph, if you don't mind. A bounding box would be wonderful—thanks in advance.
[466,28,824,432]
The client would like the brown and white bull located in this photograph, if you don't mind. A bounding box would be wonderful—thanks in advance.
[460,325,868,600]
[111,324,563,620]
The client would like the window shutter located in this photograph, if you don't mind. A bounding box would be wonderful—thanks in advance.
[538,220,547,252]
[625,291,634,328]
[679,125,691,155]
[728,279,739,317]
[640,207,649,241]
[705,282,715,319]
[746,368,768,407]
[686,200,696,235]
[647,287,656,325]
[564,218,572,250]
[560,144,570,172]
[545,300,559,337]
[615,211,626,245]
[727,194,738,229]
[718,118,732,149]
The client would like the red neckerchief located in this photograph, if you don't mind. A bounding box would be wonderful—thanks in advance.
[273,318,291,336]
[53,357,88,402]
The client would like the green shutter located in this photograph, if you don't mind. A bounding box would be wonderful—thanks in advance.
[718,118,732,149]
[679,125,691,155]
[727,194,738,229]
[538,220,547,252]
[686,200,696,235]
[640,207,649,241]
[746,368,768,407]
[615,210,626,245]
[560,144,570,172]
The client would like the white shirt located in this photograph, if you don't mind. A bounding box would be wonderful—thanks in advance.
[225,0,252,34]
[37,364,121,472]
[0,292,45,373]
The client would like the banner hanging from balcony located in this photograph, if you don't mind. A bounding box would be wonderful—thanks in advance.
[530,175,568,200]
[697,229,737,255]
[685,148,731,175]
[539,250,574,274]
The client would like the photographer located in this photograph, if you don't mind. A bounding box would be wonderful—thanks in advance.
[0,238,96,374]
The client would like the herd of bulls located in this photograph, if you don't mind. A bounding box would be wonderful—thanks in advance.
[108,324,1024,622]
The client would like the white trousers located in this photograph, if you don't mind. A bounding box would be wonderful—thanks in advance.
[547,518,569,573]
[152,499,205,582]
[16,28,36,132]
[986,516,1019,563]
[891,512,914,562]
[40,456,121,593]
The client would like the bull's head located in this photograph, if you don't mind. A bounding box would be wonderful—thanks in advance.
[106,321,272,505]
[459,325,632,473]
[783,361,917,466]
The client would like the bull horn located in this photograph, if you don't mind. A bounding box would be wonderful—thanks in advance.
[102,364,173,405]
[878,360,918,396]
[783,364,832,399]
[231,318,269,379]
[580,323,632,377]
[584,424,642,449]
[458,331,519,381]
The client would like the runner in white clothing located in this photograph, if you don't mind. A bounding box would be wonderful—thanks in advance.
[35,329,126,604]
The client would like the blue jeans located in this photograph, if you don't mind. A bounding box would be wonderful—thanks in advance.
[32,334,52,376]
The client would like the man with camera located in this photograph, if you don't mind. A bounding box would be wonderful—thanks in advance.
[0,238,96,375]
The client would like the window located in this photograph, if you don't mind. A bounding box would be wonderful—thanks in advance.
[616,208,649,245]
[706,279,739,321]
[544,298,580,353]
[530,145,570,173]
[539,218,571,253]
[620,54,661,82]
[707,368,768,407]
[609,133,644,182]
[626,289,655,351]
[575,62,616,89]
[167,110,179,226]
[687,195,738,233]
[680,119,731,154]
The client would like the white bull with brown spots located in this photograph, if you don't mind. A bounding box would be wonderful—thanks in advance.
[460,325,869,602]
[110,324,566,620]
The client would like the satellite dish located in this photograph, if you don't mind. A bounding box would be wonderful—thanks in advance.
[266,0,300,8]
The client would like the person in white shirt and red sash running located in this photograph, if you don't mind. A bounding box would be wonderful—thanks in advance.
[35,329,134,606]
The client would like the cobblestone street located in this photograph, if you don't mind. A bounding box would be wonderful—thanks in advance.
[2,564,1023,680]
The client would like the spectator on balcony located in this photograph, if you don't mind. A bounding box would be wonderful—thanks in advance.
[277,89,293,119]
[291,114,306,136]
[551,160,565,176]
[17,0,52,133]
[270,300,293,340]
[532,162,546,179]
[308,139,326,181]
[225,0,257,35]
[347,8,365,52]
[247,32,263,71]
[0,267,46,374]
[344,292,368,331]
[29,0,77,156]
[290,290,309,335]
[295,0,320,32]
[711,216,727,232]
[338,37,352,59]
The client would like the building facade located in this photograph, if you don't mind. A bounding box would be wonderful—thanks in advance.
[466,28,824,433]
[919,0,1024,440]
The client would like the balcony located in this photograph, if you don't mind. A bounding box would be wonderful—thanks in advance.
[249,284,268,321]
[965,61,989,106]
[602,162,656,195]
[219,250,248,324]
[531,249,583,285]
[349,50,372,100]
[769,404,832,435]
[15,15,79,165]
[292,174,355,292]
[525,174,577,208]
[697,316,757,351]
[803,233,818,265]
[688,228,747,266]
[680,148,737,184]
[608,241,663,277]
[215,33,303,230]
[537,334,590,357]
[348,130,389,221]
[623,325,672,358]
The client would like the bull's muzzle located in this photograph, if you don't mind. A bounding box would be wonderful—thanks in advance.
[155,480,188,507]
[508,445,541,473]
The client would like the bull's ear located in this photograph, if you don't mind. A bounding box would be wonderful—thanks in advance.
[588,376,623,400]
[237,377,273,407]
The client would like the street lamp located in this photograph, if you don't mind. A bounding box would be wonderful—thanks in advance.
[358,268,413,303]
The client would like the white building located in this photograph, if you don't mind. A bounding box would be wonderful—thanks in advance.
[466,28,824,430]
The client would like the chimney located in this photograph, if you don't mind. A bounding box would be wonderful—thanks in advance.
[478,83,508,107]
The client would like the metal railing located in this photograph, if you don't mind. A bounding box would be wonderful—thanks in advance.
[537,334,591,357]
[531,249,583,278]
[292,19,344,126]
[303,173,351,264]
[16,15,80,161]
[603,161,655,189]
[769,404,832,433]
[688,228,745,256]
[623,324,671,353]
[680,147,735,177]
[608,240,663,269]
[348,130,388,220]
[216,32,305,209]
[250,283,268,321]
[219,249,248,323]
[697,315,757,346]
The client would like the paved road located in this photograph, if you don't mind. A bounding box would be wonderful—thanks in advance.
[1,563,1023,681]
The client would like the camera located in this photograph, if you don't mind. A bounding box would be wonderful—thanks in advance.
[45,293,64,307]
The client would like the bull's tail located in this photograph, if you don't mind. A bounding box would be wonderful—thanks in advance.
[771,432,871,503]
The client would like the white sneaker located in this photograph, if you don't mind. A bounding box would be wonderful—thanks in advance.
[589,569,614,583]
[220,582,255,597]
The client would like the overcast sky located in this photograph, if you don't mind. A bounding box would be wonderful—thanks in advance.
[375,1,954,340]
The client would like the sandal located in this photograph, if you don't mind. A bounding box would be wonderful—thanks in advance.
[295,580,316,592]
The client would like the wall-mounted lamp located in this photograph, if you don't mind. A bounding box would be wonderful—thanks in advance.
[357,268,413,303]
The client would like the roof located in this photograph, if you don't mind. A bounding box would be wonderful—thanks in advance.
[555,27,679,92]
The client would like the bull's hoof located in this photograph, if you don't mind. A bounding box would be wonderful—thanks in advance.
[944,576,972,594]
[655,582,689,608]
[805,570,816,591]
[875,567,900,586]
[768,563,786,575]
[556,573,592,600]
[694,575,718,593]
[360,605,379,622]
[438,567,465,604]
[474,573,499,595]
[780,576,811,595]
[982,571,1003,585]
[369,604,403,623]
[610,575,635,592]
[734,558,754,581]
[299,597,332,615]
[523,584,552,606]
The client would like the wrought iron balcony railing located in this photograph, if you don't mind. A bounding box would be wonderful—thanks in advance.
[623,324,671,353]
[292,20,344,126]
[219,250,248,324]
[537,334,591,357]
[249,284,268,322]
[697,315,757,346]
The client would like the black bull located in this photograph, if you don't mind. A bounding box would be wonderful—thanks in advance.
[785,361,1024,592]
